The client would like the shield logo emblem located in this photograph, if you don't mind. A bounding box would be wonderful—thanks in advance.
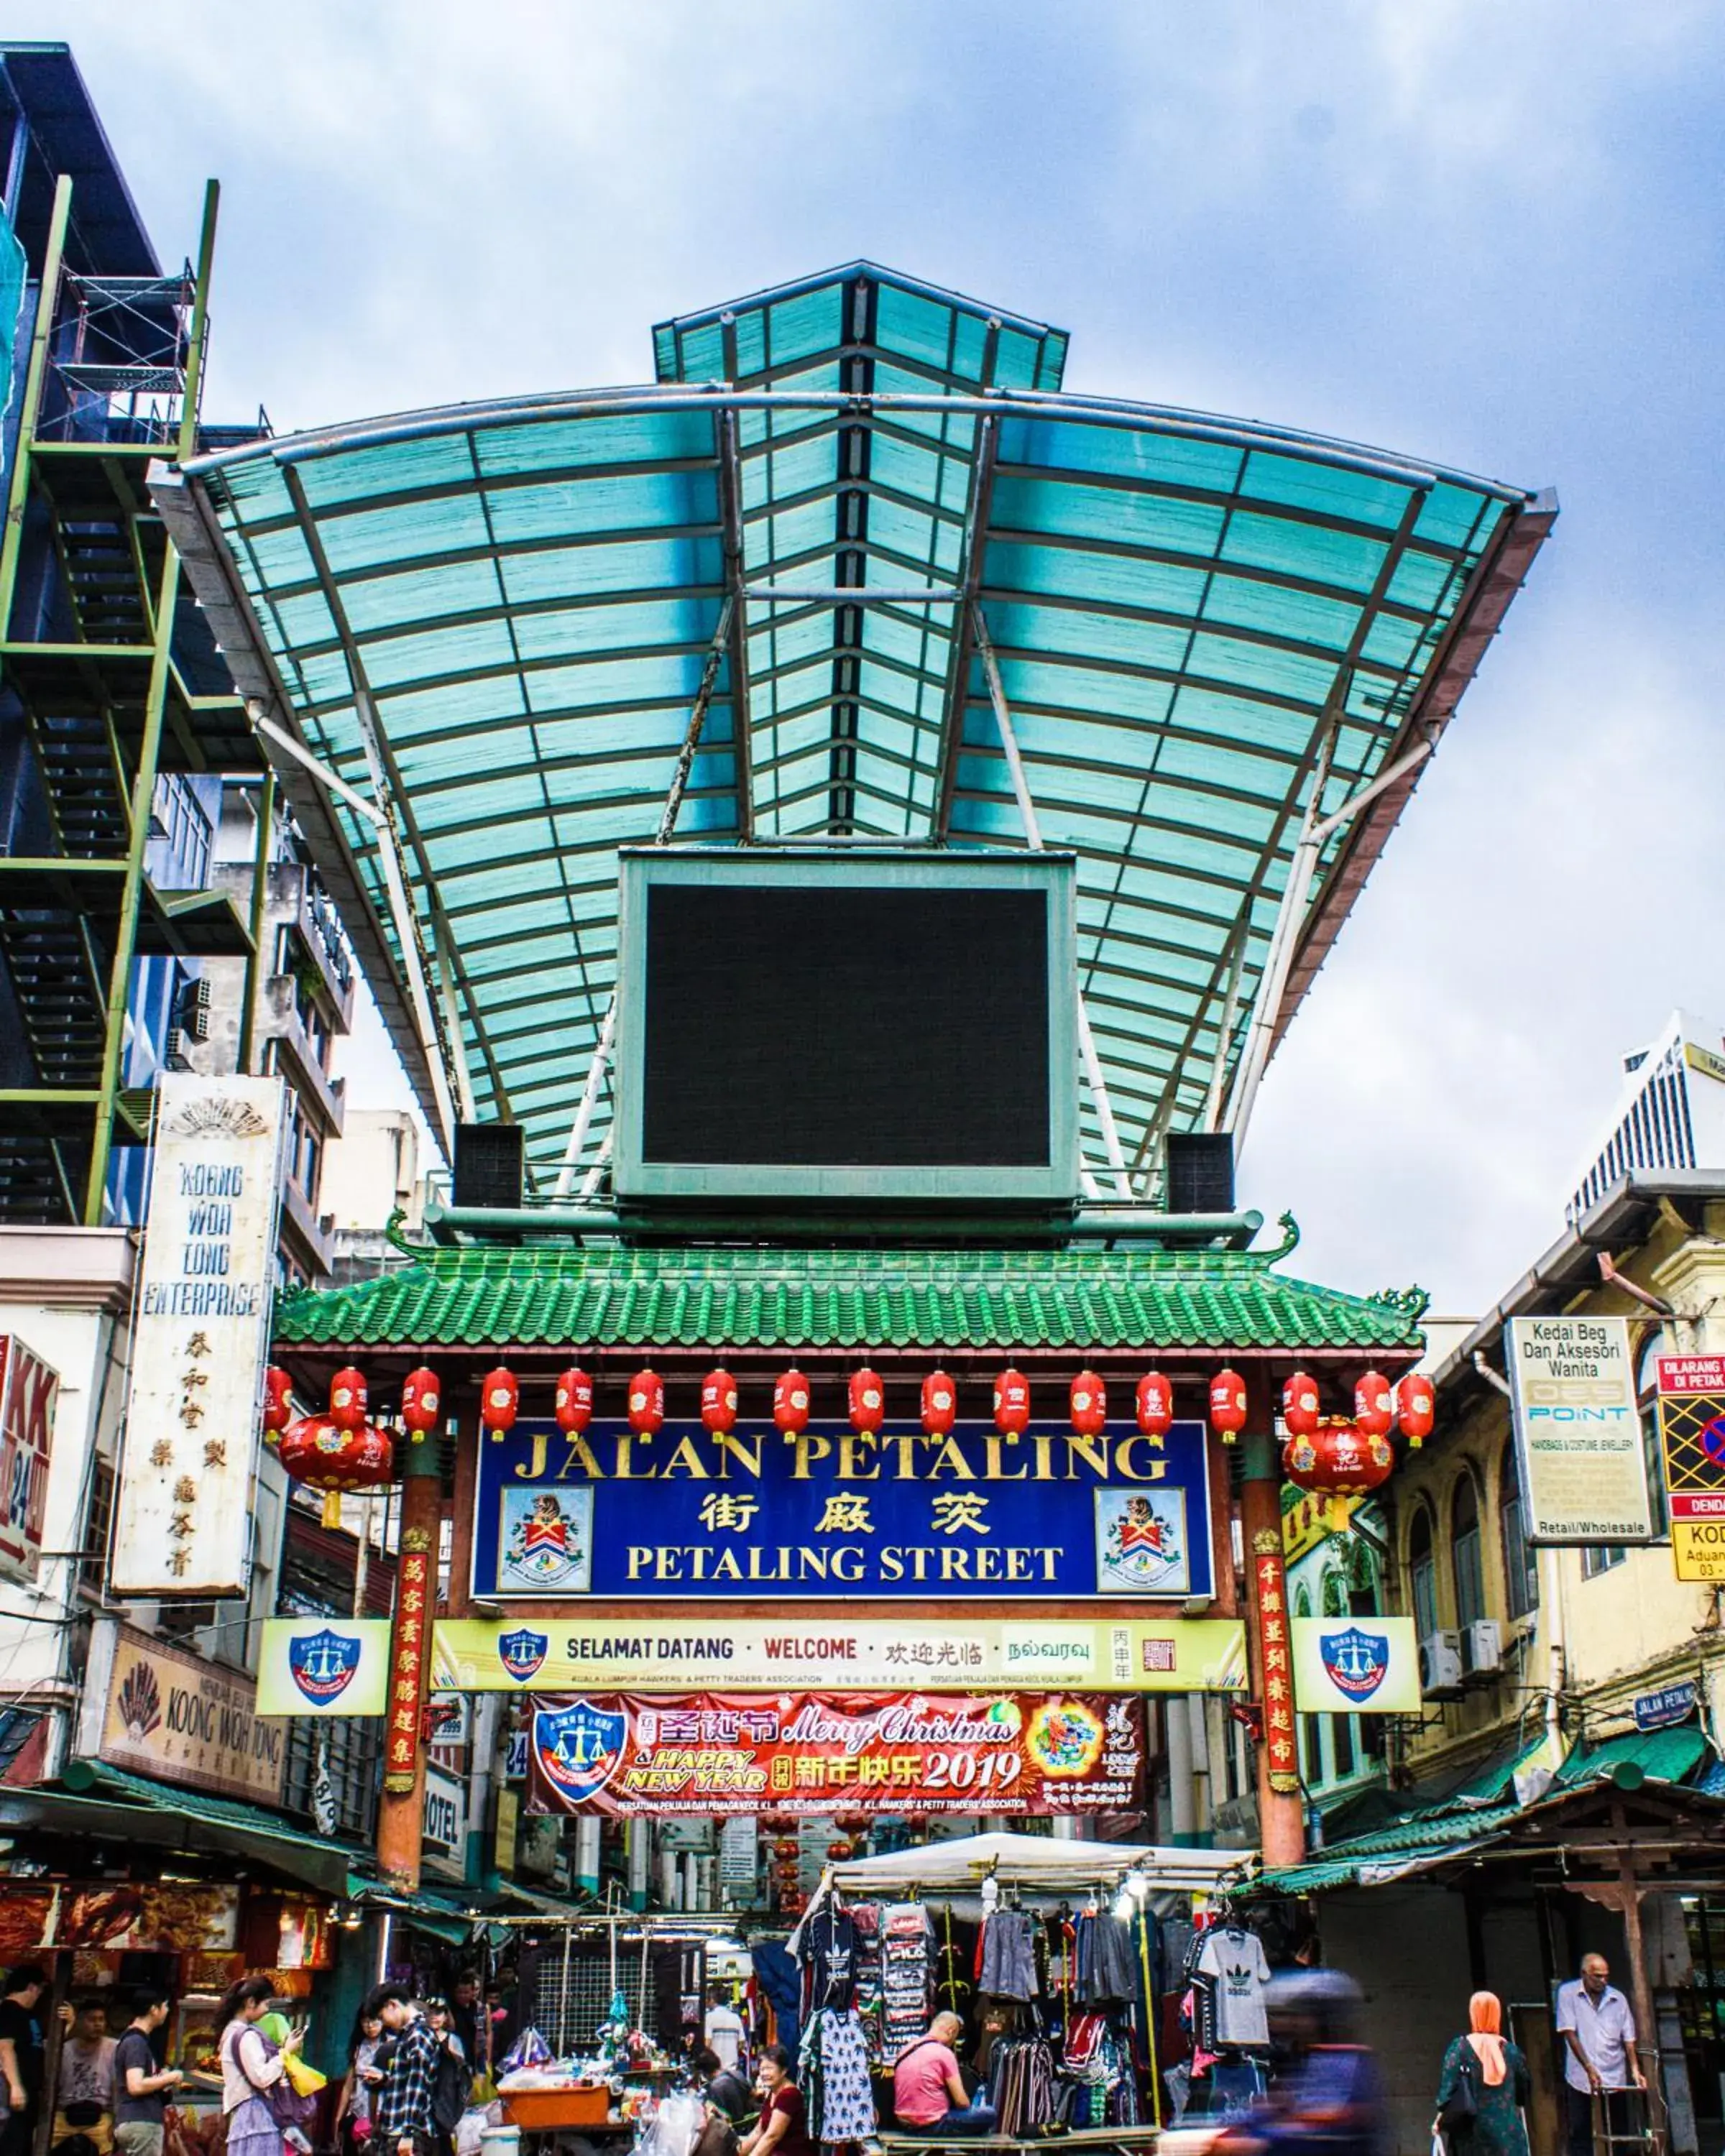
[533,1699,628,1802]
[288,1626,363,1705]
[1320,1624,1390,1703]
[499,1627,548,1683]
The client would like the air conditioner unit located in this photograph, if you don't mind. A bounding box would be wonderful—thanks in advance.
[175,976,212,1041]
[163,1027,195,1072]
[1419,1628,1464,1699]
[1462,1619,1504,1682]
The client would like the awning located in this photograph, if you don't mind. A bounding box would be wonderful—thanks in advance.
[1553,1726,1710,1790]
[829,1829,1243,1899]
[12,1761,366,1898]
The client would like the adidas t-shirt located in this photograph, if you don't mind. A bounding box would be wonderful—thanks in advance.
[1196,1928,1271,2047]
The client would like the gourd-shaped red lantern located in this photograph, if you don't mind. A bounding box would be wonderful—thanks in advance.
[1354,1369,1394,1438]
[628,1368,664,1435]
[555,1366,593,1434]
[921,1370,957,1436]
[994,1368,1031,1435]
[849,1368,885,1435]
[1396,1371,1435,1448]
[480,1365,518,1439]
[280,1372,396,1528]
[774,1368,811,1434]
[1282,1419,1394,1496]
[1209,1366,1248,1443]
[1070,1370,1107,1437]
[826,1840,854,1861]
[1136,1371,1174,1439]
[261,1366,293,1438]
[328,1365,367,1432]
[400,1365,441,1434]
[772,1838,800,1860]
[1282,1370,1320,1439]
[701,1368,738,1435]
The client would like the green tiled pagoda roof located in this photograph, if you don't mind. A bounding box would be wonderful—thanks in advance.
[273,1241,1427,1355]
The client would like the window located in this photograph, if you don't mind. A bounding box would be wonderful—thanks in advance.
[1409,1504,1438,1638]
[1453,1473,1486,1630]
[1321,1569,1348,1618]
[79,1457,115,1598]
[1582,1543,1626,1579]
[1500,1445,1537,1619]
[1302,1715,1322,1786]
[283,1714,380,1839]
[1333,1715,1356,1778]
[1641,1404,1670,1539]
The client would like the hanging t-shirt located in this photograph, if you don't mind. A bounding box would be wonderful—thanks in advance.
[1195,1928,1271,2047]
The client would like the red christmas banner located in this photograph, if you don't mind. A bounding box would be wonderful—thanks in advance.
[526,1690,1143,1818]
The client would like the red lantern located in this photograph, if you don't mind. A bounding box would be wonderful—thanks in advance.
[1070,1370,1107,1437]
[849,1368,885,1435]
[760,1813,798,1835]
[921,1370,957,1436]
[556,1366,594,1434]
[774,1368,811,1435]
[772,1838,800,1860]
[279,1414,395,1527]
[834,1811,871,1836]
[401,1366,441,1434]
[1354,1369,1394,1438]
[826,1840,853,1861]
[1136,1372,1174,1439]
[628,1368,664,1435]
[1282,1420,1394,1496]
[1209,1366,1248,1443]
[480,1365,518,1438]
[1396,1371,1435,1447]
[1282,1370,1320,1439]
[261,1366,293,1437]
[701,1368,738,1435]
[328,1365,367,1432]
[994,1368,1031,1435]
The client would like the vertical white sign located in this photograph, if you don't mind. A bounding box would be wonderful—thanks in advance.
[111,1074,286,1598]
[1505,1314,1653,1544]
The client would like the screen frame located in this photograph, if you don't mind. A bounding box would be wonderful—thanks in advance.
[614,849,1080,1204]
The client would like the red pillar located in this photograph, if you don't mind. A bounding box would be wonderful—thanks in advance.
[377,1420,441,1890]
[1239,1414,1305,1871]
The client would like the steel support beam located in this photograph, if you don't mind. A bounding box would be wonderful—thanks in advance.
[718,410,754,842]
[249,706,386,828]
[932,416,998,840]
[657,596,735,844]
[972,602,1132,1199]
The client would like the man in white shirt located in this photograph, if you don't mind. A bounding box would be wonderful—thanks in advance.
[1555,1953,1644,2156]
[702,1997,745,2076]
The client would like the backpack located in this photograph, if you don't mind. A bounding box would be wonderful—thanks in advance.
[431,2041,469,2134]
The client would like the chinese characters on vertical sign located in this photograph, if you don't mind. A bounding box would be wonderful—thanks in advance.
[111,1077,285,1598]
[385,1534,433,1792]
[1252,1530,1299,1792]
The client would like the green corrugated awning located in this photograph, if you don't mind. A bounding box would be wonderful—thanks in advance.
[272,1236,1427,1355]
[1555,1726,1709,1789]
[157,262,1552,1192]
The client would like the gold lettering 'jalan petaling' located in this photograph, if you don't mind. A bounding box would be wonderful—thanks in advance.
[510,1428,1167,1484]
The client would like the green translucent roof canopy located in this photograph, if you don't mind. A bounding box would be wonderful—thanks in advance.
[158,264,1552,1191]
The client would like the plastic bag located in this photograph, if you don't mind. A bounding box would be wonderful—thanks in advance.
[455,2106,489,2156]
[500,2027,553,2074]
[282,2055,327,2098]
[637,2093,704,2156]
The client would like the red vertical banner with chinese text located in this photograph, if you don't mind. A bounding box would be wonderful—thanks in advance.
[385,1539,432,1793]
[1251,1530,1299,1794]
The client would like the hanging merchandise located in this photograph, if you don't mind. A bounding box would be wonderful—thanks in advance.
[990,2035,1057,2137]
[1073,1909,1139,2005]
[798,2006,876,2143]
[978,1907,1039,2000]
[880,1901,936,2060]
[1192,1921,1271,2049]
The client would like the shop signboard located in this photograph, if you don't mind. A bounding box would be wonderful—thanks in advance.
[1289,1616,1420,1715]
[111,1075,287,1598]
[433,1614,1248,1695]
[474,1416,1215,1600]
[0,1337,59,1583]
[257,1618,392,1715]
[1655,1355,1725,1582]
[525,1690,1144,1818]
[83,1622,285,1804]
[1505,1315,1653,1544]
[1634,1679,1698,1732]
[422,1764,467,1878]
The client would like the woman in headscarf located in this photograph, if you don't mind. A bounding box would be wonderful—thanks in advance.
[1434,1994,1531,2156]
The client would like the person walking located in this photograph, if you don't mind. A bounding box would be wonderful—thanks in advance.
[367,1987,438,2156]
[334,2009,386,2155]
[216,1978,301,2156]
[1434,1994,1530,2156]
[0,1964,49,2156]
[110,1990,180,2156]
[52,1999,116,2154]
[1555,1955,1644,2156]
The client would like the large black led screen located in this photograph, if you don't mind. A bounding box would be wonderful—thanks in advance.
[641,884,1051,1167]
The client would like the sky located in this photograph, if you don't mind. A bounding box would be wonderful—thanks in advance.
[21,1,1725,1315]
